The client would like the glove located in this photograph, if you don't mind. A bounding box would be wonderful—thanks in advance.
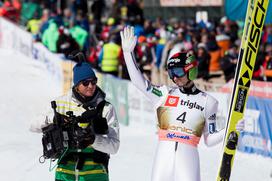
[82,101,108,134]
[120,26,137,53]
[80,109,96,123]
[77,136,95,149]
[74,126,95,149]
[93,117,108,134]
[236,118,245,132]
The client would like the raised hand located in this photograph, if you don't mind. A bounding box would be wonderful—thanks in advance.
[120,26,137,53]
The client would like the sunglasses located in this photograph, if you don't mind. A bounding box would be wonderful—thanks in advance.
[81,78,97,87]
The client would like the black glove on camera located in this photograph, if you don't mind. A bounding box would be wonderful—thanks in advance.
[93,116,108,134]
[82,100,109,135]
[73,125,95,149]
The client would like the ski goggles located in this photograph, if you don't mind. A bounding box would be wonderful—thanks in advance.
[168,61,198,79]
[168,68,186,79]
[81,78,97,87]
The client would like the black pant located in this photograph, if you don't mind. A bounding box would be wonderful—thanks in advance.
[59,151,109,172]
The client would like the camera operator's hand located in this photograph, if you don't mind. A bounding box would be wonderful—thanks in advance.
[81,109,96,123]
[81,101,109,134]
[74,126,95,149]
[93,116,108,134]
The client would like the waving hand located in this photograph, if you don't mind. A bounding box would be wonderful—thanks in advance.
[120,26,137,53]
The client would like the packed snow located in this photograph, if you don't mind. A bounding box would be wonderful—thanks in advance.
[0,49,271,181]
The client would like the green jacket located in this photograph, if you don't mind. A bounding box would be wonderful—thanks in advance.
[70,26,88,50]
[42,22,59,52]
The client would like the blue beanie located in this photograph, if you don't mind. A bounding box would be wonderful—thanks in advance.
[73,62,96,86]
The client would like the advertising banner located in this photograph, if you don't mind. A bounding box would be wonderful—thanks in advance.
[160,0,223,7]
[32,43,63,90]
[61,60,75,94]
[221,80,272,99]
[220,80,272,157]
[99,74,129,125]
[0,18,32,56]
[238,96,272,157]
[128,83,155,125]
[0,17,63,93]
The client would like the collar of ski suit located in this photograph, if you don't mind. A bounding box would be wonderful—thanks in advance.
[179,83,200,95]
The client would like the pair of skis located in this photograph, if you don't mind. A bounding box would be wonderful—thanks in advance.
[216,0,269,180]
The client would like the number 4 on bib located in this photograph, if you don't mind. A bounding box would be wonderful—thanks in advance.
[177,112,187,123]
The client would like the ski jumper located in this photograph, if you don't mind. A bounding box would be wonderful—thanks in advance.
[123,52,224,181]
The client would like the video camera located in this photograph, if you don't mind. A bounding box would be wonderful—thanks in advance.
[41,100,108,161]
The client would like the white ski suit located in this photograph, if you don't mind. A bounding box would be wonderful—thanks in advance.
[121,27,225,181]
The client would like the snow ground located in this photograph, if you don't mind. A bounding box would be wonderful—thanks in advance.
[0,49,271,181]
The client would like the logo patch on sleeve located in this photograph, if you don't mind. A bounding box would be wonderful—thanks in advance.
[152,87,163,97]
[209,123,216,134]
[208,114,216,121]
[164,95,180,107]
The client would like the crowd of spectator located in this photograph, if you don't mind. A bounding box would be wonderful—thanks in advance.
[1,0,272,84]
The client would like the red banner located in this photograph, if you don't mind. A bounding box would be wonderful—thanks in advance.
[220,79,272,99]
[160,0,223,7]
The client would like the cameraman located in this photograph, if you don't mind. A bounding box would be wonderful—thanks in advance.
[33,62,120,181]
